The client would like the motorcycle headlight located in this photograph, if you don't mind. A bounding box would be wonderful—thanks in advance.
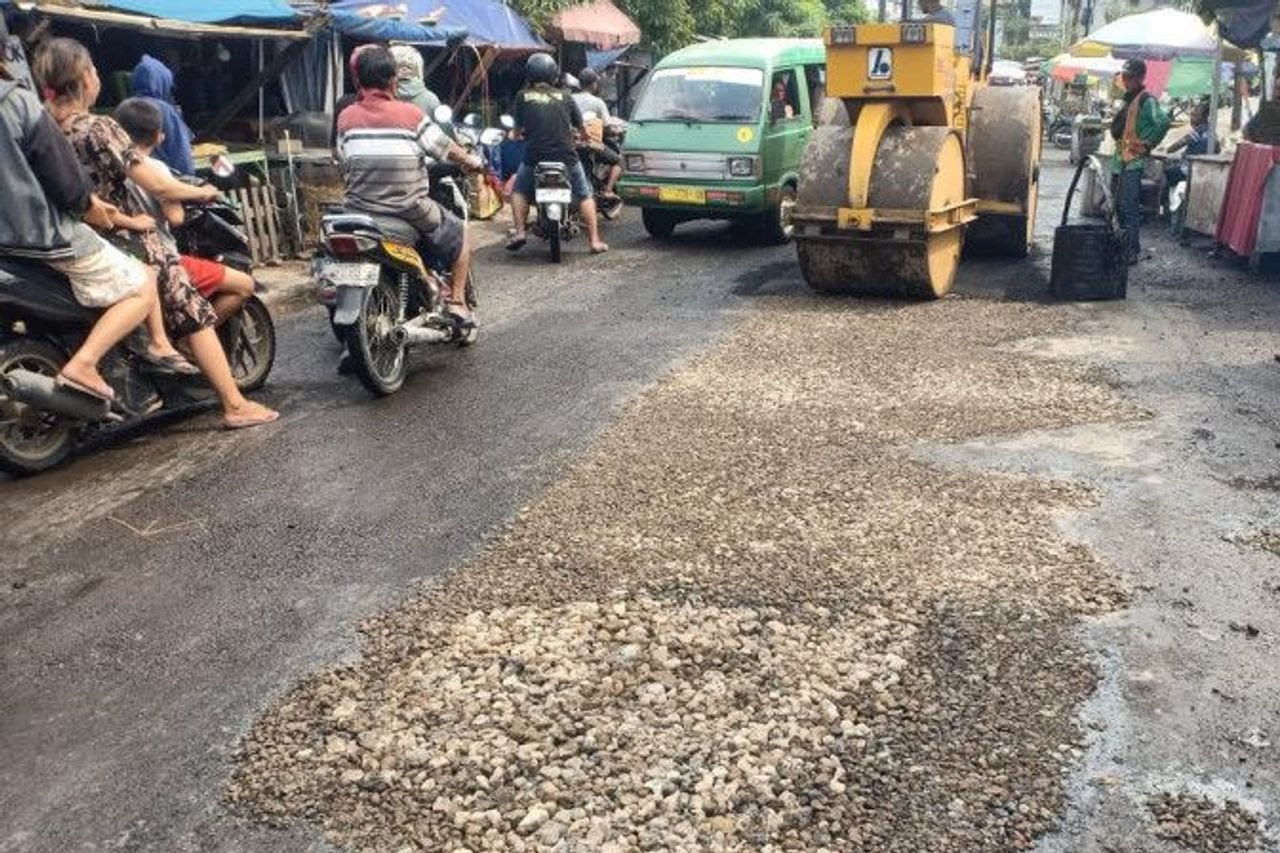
[726,156,756,177]
[625,153,646,172]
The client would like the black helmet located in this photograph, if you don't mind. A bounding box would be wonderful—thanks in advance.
[526,52,559,86]
[579,68,599,90]
[562,73,581,92]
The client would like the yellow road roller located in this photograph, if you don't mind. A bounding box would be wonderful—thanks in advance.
[792,15,1042,298]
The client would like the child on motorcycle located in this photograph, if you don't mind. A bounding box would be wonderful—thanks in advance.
[114,98,253,326]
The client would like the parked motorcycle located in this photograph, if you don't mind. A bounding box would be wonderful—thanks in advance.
[0,158,275,475]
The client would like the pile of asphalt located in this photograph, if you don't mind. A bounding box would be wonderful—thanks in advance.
[230,296,1143,852]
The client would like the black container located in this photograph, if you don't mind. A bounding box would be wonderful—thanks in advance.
[1050,158,1128,301]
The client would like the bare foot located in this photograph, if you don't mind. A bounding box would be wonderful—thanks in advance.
[222,400,279,430]
[590,242,609,254]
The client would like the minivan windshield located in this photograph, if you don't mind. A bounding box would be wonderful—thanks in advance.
[632,66,765,123]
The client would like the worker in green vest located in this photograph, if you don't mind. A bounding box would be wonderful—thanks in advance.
[1110,58,1171,265]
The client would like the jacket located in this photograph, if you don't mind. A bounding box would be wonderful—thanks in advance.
[131,55,195,176]
[396,77,441,116]
[0,81,99,260]
[1110,89,1170,173]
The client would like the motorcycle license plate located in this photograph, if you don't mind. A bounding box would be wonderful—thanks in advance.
[658,186,706,205]
[536,187,572,204]
[323,262,381,287]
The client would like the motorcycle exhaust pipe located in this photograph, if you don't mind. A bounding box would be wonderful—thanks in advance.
[0,369,110,421]
[391,323,451,346]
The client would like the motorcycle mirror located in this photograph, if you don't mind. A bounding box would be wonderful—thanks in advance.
[211,155,236,180]
[463,112,481,127]
[499,114,515,130]
[433,104,455,125]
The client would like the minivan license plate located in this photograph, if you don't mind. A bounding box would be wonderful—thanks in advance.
[536,187,572,204]
[659,186,706,205]
[323,262,381,287]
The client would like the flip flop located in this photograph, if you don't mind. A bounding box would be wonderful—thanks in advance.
[590,244,610,255]
[505,236,527,252]
[223,408,280,430]
[157,353,200,375]
[56,372,114,403]
[446,307,477,329]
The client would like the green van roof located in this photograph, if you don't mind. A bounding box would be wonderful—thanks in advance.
[655,38,825,70]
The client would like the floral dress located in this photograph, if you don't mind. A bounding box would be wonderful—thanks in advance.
[58,111,216,337]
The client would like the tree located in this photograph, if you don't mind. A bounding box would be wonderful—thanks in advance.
[618,0,696,56]
[619,0,870,56]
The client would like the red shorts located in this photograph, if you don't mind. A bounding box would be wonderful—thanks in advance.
[179,255,227,297]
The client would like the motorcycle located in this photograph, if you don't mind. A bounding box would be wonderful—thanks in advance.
[315,108,477,342]
[530,159,577,263]
[172,168,276,392]
[0,158,275,474]
[579,113,626,221]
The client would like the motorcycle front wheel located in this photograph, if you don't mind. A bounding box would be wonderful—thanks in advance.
[220,295,276,393]
[344,274,408,396]
[0,338,77,476]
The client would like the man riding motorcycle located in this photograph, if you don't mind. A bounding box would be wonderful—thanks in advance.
[335,46,484,324]
[571,68,623,202]
[506,53,608,255]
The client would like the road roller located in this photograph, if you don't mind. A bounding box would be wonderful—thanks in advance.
[792,13,1042,298]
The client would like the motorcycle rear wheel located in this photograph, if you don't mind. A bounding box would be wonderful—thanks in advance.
[345,273,408,396]
[548,219,562,263]
[0,338,77,475]
[220,295,276,393]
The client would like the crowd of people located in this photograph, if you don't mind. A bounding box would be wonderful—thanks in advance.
[0,20,277,428]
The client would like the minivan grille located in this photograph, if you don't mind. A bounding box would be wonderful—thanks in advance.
[638,152,727,181]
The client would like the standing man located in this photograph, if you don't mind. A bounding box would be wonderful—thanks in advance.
[1110,58,1170,265]
[506,53,608,254]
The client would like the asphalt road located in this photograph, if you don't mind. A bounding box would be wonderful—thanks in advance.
[5,152,1279,853]
[0,209,815,852]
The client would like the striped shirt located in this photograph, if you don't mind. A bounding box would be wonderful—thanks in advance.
[337,90,452,231]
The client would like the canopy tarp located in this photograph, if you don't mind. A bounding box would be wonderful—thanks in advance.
[1199,0,1275,49]
[331,0,544,48]
[329,11,467,43]
[87,0,299,23]
[1072,7,1246,60]
[1047,52,1123,81]
[586,45,629,69]
[550,0,639,49]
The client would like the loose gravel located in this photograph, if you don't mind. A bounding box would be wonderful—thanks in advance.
[230,296,1143,851]
[1148,793,1266,852]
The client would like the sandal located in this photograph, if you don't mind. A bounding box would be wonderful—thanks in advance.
[223,407,280,430]
[445,304,476,329]
[140,351,200,375]
[505,235,527,252]
[57,372,114,403]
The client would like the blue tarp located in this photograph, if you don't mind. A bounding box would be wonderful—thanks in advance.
[330,11,466,43]
[91,0,300,23]
[332,0,544,48]
[586,46,628,69]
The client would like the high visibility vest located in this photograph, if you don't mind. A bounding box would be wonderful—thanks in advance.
[1121,93,1149,164]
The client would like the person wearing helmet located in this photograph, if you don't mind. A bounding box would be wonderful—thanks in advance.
[571,68,622,200]
[507,52,608,254]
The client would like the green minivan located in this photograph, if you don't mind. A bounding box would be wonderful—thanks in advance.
[617,38,826,242]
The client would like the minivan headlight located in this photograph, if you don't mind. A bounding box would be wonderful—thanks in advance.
[625,153,646,172]
[727,156,756,177]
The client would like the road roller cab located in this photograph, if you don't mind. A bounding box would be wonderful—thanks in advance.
[792,6,1042,298]
[617,39,826,242]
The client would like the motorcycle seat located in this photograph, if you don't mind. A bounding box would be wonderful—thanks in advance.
[323,212,420,247]
[0,257,99,326]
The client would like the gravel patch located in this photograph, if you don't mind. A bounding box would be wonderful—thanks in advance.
[230,297,1141,851]
[1238,528,1280,558]
[1148,793,1266,852]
